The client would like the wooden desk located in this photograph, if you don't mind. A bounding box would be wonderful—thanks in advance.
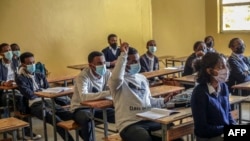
[0,85,18,117]
[173,75,196,86]
[232,81,250,96]
[150,85,185,97]
[47,75,76,87]
[67,64,88,71]
[142,68,183,79]
[0,117,29,141]
[137,107,192,141]
[167,56,188,67]
[158,55,175,67]
[136,95,248,141]
[81,99,113,140]
[35,88,73,141]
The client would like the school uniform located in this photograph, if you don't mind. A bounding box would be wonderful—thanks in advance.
[102,46,121,68]
[70,67,115,141]
[227,53,250,95]
[191,83,236,140]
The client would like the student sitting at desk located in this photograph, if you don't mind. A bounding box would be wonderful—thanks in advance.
[70,51,115,141]
[227,38,250,96]
[102,33,121,69]
[191,52,236,141]
[204,35,216,53]
[16,52,74,141]
[109,43,182,141]
[139,40,163,83]
[183,41,207,76]
[11,43,21,67]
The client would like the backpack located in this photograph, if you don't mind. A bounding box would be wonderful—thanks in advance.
[35,62,49,77]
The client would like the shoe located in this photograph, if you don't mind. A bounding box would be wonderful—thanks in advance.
[24,133,42,140]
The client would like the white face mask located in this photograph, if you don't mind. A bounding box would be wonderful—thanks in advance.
[213,68,229,83]
[148,46,157,53]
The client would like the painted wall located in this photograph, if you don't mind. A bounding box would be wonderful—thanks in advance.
[205,0,250,56]
[151,0,206,60]
[0,0,152,77]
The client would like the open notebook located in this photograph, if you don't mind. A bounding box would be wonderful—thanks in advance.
[42,87,72,93]
[136,108,179,119]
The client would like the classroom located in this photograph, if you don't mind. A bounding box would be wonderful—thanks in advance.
[0,0,250,141]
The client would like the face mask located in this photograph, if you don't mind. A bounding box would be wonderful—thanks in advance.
[206,42,213,47]
[4,51,13,61]
[213,68,229,83]
[95,64,106,76]
[235,45,245,54]
[128,63,141,75]
[110,43,117,49]
[27,64,36,74]
[13,51,21,57]
[207,47,214,52]
[148,46,157,53]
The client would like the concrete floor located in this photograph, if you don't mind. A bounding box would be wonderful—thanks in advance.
[1,102,250,141]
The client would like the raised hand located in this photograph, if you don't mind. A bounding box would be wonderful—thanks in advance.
[120,42,129,54]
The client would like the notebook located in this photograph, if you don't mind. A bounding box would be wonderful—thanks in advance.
[136,108,179,119]
[42,87,72,93]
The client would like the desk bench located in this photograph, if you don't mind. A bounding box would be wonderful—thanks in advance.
[57,120,81,141]
[103,133,122,141]
[0,117,29,141]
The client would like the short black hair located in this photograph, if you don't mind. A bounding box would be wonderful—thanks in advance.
[204,36,214,42]
[228,37,240,48]
[0,43,9,52]
[193,41,204,51]
[10,43,19,49]
[128,47,138,55]
[88,51,103,63]
[20,52,34,63]
[107,34,117,41]
[196,52,225,84]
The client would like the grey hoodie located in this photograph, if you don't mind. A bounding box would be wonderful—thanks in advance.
[109,52,166,132]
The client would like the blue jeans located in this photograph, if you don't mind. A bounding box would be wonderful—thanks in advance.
[73,108,115,141]
[30,100,74,141]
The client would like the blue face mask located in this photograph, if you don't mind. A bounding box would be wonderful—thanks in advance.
[13,51,21,57]
[4,51,13,61]
[95,64,106,76]
[128,63,141,75]
[148,46,157,53]
[27,64,36,74]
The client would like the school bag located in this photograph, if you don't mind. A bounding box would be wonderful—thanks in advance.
[35,62,49,77]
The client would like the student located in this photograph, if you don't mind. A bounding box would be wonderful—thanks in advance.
[108,43,180,141]
[227,37,250,95]
[15,52,74,141]
[102,33,121,69]
[183,41,207,76]
[0,43,18,115]
[10,43,22,71]
[204,36,216,53]
[70,51,115,141]
[191,52,236,141]
[139,40,162,83]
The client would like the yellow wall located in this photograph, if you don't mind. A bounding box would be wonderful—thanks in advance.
[0,0,152,77]
[152,0,206,58]
[205,0,250,56]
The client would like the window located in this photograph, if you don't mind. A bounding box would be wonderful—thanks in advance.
[220,0,250,32]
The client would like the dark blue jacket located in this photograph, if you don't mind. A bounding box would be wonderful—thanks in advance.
[0,58,19,85]
[191,83,235,138]
[102,47,121,68]
[139,53,160,73]
[15,72,49,100]
[227,54,250,94]
[183,53,196,76]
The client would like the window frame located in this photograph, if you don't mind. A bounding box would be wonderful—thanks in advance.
[219,0,250,33]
